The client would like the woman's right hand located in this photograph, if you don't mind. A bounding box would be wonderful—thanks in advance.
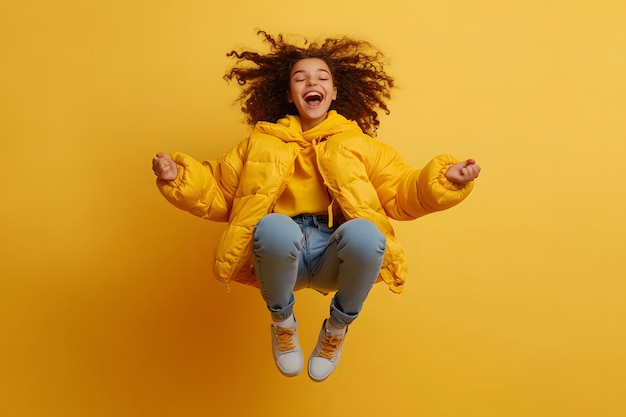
[152,152,178,181]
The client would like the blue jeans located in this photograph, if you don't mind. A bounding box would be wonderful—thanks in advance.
[252,213,386,327]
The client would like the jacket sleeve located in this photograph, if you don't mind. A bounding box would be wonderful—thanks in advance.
[156,149,242,222]
[369,143,474,220]
[415,153,474,213]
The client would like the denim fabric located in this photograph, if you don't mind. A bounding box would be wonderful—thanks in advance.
[252,213,386,326]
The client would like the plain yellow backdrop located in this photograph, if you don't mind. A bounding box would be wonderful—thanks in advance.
[1,1,625,416]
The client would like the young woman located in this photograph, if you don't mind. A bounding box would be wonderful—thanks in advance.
[152,30,480,382]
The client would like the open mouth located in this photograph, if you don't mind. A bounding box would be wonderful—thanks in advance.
[304,91,324,107]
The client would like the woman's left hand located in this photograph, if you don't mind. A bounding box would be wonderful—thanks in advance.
[445,159,481,184]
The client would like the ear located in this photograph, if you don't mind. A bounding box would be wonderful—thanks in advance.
[331,87,337,100]
[287,91,294,103]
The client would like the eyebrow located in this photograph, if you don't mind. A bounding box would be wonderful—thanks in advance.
[291,68,331,77]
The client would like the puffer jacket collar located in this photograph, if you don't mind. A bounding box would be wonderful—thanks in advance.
[254,111,362,145]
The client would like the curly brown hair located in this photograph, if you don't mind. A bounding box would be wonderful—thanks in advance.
[224,30,394,136]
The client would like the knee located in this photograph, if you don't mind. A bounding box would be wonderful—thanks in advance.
[338,218,386,255]
[253,214,303,253]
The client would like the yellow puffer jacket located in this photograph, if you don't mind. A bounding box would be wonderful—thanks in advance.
[156,111,474,293]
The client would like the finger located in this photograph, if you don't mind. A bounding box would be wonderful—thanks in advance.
[155,160,168,173]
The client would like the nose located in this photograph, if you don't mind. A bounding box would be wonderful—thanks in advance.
[306,78,317,86]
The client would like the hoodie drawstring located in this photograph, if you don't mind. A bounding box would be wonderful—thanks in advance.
[312,137,334,229]
[327,198,335,228]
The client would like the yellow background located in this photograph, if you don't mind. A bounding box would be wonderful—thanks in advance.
[1,1,625,416]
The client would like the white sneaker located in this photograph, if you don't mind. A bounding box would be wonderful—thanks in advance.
[308,319,347,382]
[271,318,303,377]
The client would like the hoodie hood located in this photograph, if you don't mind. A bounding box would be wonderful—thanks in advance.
[254,111,363,145]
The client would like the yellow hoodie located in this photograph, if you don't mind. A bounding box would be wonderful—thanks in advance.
[273,115,330,218]
[157,111,474,293]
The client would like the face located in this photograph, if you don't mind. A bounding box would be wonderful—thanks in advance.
[288,58,338,131]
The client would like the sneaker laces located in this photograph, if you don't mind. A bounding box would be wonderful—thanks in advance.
[318,330,345,359]
[273,325,297,352]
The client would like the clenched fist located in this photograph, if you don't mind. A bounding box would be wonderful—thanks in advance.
[152,152,178,181]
